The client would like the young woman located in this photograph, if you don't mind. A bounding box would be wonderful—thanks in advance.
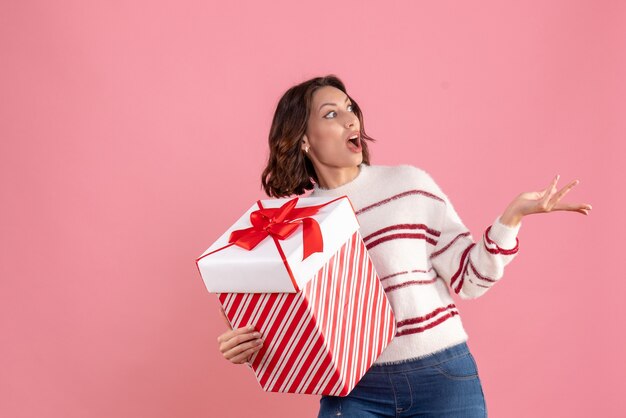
[216,75,592,417]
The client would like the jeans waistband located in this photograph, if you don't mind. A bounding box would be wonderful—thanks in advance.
[366,341,471,374]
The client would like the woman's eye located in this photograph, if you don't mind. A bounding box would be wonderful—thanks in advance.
[324,104,354,119]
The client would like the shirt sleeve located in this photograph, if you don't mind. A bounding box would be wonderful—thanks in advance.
[423,170,522,299]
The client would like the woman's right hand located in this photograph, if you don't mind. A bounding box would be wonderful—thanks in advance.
[217,307,264,365]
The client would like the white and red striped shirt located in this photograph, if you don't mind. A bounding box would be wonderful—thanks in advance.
[309,163,522,364]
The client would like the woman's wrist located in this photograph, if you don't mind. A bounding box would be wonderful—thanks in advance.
[499,206,523,227]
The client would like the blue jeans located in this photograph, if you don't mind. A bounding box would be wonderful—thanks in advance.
[317,341,487,417]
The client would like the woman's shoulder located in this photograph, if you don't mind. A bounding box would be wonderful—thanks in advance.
[368,163,432,182]
[361,163,449,212]
[367,163,444,196]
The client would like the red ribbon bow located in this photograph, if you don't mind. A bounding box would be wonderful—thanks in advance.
[228,197,331,261]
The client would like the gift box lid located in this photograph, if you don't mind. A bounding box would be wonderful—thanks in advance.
[195,195,360,293]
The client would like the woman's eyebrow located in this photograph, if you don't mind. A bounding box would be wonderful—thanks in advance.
[319,96,350,111]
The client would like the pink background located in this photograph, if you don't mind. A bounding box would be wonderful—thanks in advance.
[1,1,624,417]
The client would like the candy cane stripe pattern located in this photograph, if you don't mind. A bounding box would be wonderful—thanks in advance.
[217,231,396,396]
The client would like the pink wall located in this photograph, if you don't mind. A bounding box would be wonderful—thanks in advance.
[1,1,624,417]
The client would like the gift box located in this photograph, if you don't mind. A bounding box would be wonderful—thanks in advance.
[195,195,396,396]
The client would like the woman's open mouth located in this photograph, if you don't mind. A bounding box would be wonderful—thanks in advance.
[346,133,362,153]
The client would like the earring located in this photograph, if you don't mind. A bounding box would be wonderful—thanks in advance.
[305,145,310,153]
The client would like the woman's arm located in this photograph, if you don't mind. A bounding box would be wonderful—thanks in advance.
[424,171,591,300]
[427,178,521,300]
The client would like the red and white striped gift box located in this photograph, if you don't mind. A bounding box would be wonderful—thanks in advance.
[196,196,396,396]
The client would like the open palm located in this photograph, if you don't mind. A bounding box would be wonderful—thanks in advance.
[513,174,592,217]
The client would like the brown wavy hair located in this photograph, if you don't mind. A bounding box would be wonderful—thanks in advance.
[261,74,376,198]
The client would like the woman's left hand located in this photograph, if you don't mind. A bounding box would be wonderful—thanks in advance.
[499,174,593,227]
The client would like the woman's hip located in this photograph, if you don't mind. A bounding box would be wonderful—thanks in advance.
[318,341,487,417]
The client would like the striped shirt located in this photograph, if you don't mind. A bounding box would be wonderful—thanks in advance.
[309,163,522,364]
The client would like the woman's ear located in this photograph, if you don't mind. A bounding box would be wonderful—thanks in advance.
[301,135,309,152]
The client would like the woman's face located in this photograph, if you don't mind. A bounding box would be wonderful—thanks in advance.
[301,86,363,170]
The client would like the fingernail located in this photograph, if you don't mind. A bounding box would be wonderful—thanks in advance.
[248,325,254,331]
[253,332,261,337]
